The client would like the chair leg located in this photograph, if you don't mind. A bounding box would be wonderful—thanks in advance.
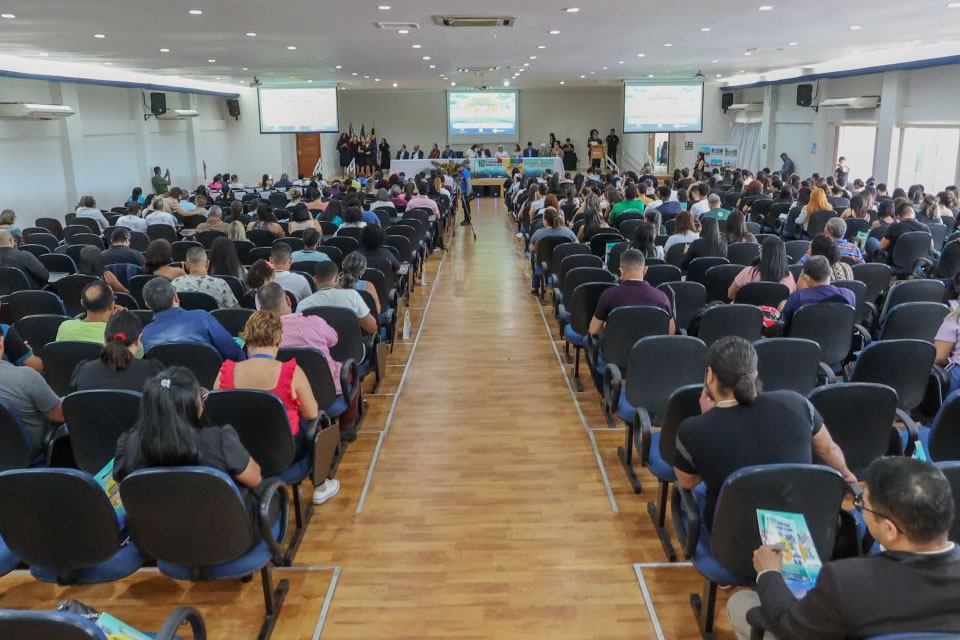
[282,483,313,566]
[564,341,572,364]
[616,419,643,493]
[689,578,717,640]
[573,347,583,392]
[258,565,289,640]
[646,480,677,562]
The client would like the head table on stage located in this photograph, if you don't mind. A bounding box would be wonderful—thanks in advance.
[387,156,564,179]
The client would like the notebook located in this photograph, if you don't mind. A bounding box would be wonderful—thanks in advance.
[94,459,125,528]
[756,509,823,597]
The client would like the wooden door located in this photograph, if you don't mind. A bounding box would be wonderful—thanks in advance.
[296,133,323,179]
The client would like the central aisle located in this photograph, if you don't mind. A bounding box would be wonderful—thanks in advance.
[318,200,652,638]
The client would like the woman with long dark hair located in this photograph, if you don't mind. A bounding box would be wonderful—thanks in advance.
[209,236,246,280]
[724,210,756,244]
[246,204,284,237]
[70,310,164,392]
[78,245,128,294]
[663,211,700,254]
[379,138,391,171]
[727,236,796,299]
[144,239,185,280]
[841,194,869,220]
[338,133,352,174]
[632,221,664,260]
[681,216,727,270]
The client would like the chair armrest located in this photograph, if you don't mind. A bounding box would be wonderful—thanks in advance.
[257,478,289,563]
[676,327,688,336]
[932,364,950,400]
[155,606,207,640]
[637,407,653,466]
[896,408,920,452]
[913,257,934,276]
[340,358,361,407]
[746,607,770,640]
[817,361,838,385]
[557,303,567,322]
[863,300,878,328]
[602,363,622,418]
[670,485,701,559]
[584,333,600,373]
[854,323,873,348]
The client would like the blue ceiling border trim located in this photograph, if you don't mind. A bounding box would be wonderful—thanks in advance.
[0,67,240,97]
[724,55,960,91]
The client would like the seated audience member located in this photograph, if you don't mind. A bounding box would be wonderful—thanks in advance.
[823,216,864,264]
[803,233,854,281]
[78,245,128,294]
[405,184,440,217]
[724,210,757,244]
[305,187,327,212]
[935,274,960,394]
[728,236,796,300]
[291,229,331,264]
[247,204,284,238]
[577,200,611,242]
[173,246,239,309]
[298,261,377,335]
[140,276,245,360]
[371,189,397,214]
[274,173,292,189]
[270,243,312,303]
[673,336,855,527]
[208,236,246,280]
[0,229,49,288]
[288,204,319,234]
[143,198,179,229]
[796,187,833,233]
[663,211,700,254]
[336,206,367,233]
[778,255,856,324]
[112,367,263,534]
[700,194,731,221]
[0,312,43,371]
[528,207,577,292]
[214,310,318,446]
[609,184,646,224]
[0,209,22,244]
[588,249,674,335]
[0,332,63,455]
[877,199,932,263]
[728,457,960,640]
[632,221,665,260]
[116,202,149,234]
[226,201,249,225]
[56,280,118,344]
[227,220,248,241]
[644,186,673,215]
[359,225,402,275]
[69,310,164,392]
[101,227,146,267]
[681,216,727,270]
[195,206,231,234]
[75,195,109,231]
[689,184,712,218]
[341,251,380,314]
[144,239,186,280]
[244,259,275,294]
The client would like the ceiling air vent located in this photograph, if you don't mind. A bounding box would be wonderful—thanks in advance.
[375,21,420,31]
[432,15,515,28]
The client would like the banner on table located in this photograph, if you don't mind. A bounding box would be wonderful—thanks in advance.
[471,157,557,178]
[698,144,739,168]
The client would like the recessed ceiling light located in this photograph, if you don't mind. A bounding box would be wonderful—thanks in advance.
[207,59,216,63]
[392,82,398,87]
[287,45,297,50]
[245,32,256,37]
[215,76,221,80]
[663,43,673,47]
[744,51,752,56]
[94,34,106,38]
[450,82,456,86]
[103,62,113,65]
[537,45,546,49]
[428,64,436,69]
[160,48,170,53]
[739,69,745,73]
[529,55,537,60]
[351,72,358,76]
[363,75,369,78]
[397,29,409,34]
[758,5,773,9]
[307,79,313,83]
[335,65,342,69]
[579,74,585,79]
[412,44,421,48]
[617,60,624,64]
[38,52,48,56]
[648,74,654,78]
[849,24,862,30]
[0,13,14,19]
[242,67,249,70]
[565,7,580,12]
[716,73,722,77]
[378,4,391,9]
[560,81,565,85]
[188,9,202,14]
[549,29,560,35]
[523,62,530,67]
[700,27,711,32]
[788,41,798,46]
[637,53,646,57]
[711,59,719,63]
[602,66,608,70]
[422,55,431,60]
[589,71,594,74]
[503,80,510,86]
[374,78,380,81]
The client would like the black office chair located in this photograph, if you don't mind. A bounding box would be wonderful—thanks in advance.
[556,266,615,338]
[658,281,707,334]
[176,290,220,312]
[890,231,934,276]
[726,242,760,267]
[703,264,744,303]
[197,229,227,248]
[170,240,203,263]
[833,279,870,326]
[735,281,790,308]
[34,217,64,239]
[26,233,60,253]
[665,242,689,268]
[534,236,573,300]
[233,239,256,264]
[607,335,706,493]
[784,240,810,264]
[853,262,892,314]
[850,339,936,417]
[63,390,142,474]
[128,274,160,308]
[644,264,682,288]
[0,401,35,471]
[0,468,144,585]
[5,290,65,322]
[585,305,670,403]
[686,257,730,285]
[548,243,592,286]
[277,236,304,252]
[41,341,102,396]
[589,232,625,258]
[146,224,178,243]
[211,307,254,337]
[876,302,948,342]
[878,280,946,326]
[553,257,605,321]
[787,302,859,371]
[809,383,900,476]
[248,246,273,263]
[120,467,288,640]
[697,304,763,346]
[562,281,616,391]
[12,314,69,351]
[130,309,154,326]
[146,342,223,388]
[0,267,33,295]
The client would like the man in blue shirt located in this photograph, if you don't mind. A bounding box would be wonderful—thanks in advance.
[458,166,472,226]
[140,277,245,361]
[779,255,856,324]
[441,145,456,159]
[780,152,796,177]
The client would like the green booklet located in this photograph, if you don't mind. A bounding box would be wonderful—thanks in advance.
[94,459,125,528]
[756,509,823,597]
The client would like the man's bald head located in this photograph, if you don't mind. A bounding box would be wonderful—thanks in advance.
[0,230,14,248]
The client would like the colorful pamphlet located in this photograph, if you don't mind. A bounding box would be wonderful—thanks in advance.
[756,509,823,597]
[57,601,151,640]
[913,439,929,462]
[94,459,125,528]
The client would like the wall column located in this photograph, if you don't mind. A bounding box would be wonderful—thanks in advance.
[53,82,82,207]
[874,71,904,184]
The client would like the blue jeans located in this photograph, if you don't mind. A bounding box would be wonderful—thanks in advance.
[948,364,960,395]
[865,236,882,260]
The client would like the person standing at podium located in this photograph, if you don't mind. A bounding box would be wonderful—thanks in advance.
[605,128,620,165]
[588,129,603,170]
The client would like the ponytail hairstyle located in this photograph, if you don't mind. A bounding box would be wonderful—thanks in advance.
[706,336,761,405]
[340,251,367,290]
[135,366,203,468]
[542,207,560,228]
[101,310,142,371]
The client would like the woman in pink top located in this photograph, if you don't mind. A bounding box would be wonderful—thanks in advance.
[727,236,797,301]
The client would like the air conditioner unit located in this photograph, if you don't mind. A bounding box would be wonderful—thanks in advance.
[432,15,515,27]
[818,96,880,109]
[0,102,75,120]
[725,102,764,112]
[157,109,200,120]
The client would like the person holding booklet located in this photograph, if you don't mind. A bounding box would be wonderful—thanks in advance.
[729,457,960,639]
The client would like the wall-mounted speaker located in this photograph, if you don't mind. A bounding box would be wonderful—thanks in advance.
[226,98,240,119]
[721,92,734,112]
[797,84,813,107]
[149,92,167,116]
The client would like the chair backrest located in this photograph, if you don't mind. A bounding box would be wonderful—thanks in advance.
[38,253,77,276]
[0,609,111,640]
[784,240,810,264]
[277,236,304,252]
[788,302,856,367]
[832,279,869,325]
[336,226,364,243]
[560,267,615,304]
[0,401,32,471]
[850,339,936,411]
[852,262,892,307]
[196,230,227,248]
[881,279,946,322]
[211,307,254,337]
[6,290,65,322]
[936,241,960,278]
[0,469,123,578]
[618,218,643,240]
[589,232,625,258]
[644,264,682,289]
[120,467,255,568]
[698,304,763,346]
[754,338,820,395]
[665,242,689,268]
[34,217,65,239]
[549,243,592,278]
[726,242,760,267]
[557,256,604,294]
[570,282,616,335]
[735,281,790,308]
[624,335,706,423]
[145,342,223,388]
[0,267,32,295]
[807,210,838,237]
[843,217,871,240]
[326,235,360,257]
[535,236,572,271]
[128,274,161,308]
[24,232,60,252]
[703,264,744,303]
[41,341,102,396]
[246,228,276,247]
[13,314,69,351]
[233,239,255,264]
[278,348,337,410]
[656,384,702,466]
[301,306,365,362]
[879,302,948,342]
[600,306,671,371]
[890,231,933,271]
[809,383,899,477]
[204,390,295,476]
[176,290,220,312]
[63,390,142,474]
[929,392,960,463]
[383,235,413,263]
[211,274,246,304]
[170,241,202,263]
[710,464,846,581]
[686,256,730,285]
[17,244,47,259]
[658,281,707,332]
[248,246,272,263]
[62,225,91,243]
[146,224,178,243]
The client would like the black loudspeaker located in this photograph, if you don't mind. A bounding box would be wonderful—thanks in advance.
[721,92,734,112]
[149,92,167,116]
[797,84,813,107]
[227,98,240,118]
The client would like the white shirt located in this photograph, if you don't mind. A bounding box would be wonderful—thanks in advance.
[116,215,148,234]
[76,207,109,231]
[690,199,711,219]
[274,269,313,303]
[495,150,509,158]
[297,286,370,318]
[644,199,664,214]
[143,210,178,229]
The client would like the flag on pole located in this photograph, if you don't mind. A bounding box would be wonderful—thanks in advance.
[360,123,366,138]
[371,124,378,159]
[348,122,354,137]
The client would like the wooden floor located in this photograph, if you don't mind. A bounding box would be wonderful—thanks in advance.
[0,199,740,639]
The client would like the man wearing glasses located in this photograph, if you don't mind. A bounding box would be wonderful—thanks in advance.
[728,457,960,639]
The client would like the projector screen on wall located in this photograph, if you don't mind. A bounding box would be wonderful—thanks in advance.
[623,81,704,133]
[258,87,339,134]
[447,90,518,142]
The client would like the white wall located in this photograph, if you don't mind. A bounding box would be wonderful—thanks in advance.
[0,77,295,227]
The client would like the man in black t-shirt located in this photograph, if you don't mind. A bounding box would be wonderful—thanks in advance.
[673,336,855,526]
[878,199,932,263]
[605,129,620,164]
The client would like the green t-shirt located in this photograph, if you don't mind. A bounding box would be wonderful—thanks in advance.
[609,199,646,223]
[700,208,731,222]
[151,174,170,195]
[55,319,106,344]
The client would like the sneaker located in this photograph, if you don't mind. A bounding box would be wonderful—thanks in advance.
[460,220,472,226]
[312,479,341,505]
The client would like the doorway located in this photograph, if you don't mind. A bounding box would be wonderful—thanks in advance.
[296,133,323,179]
